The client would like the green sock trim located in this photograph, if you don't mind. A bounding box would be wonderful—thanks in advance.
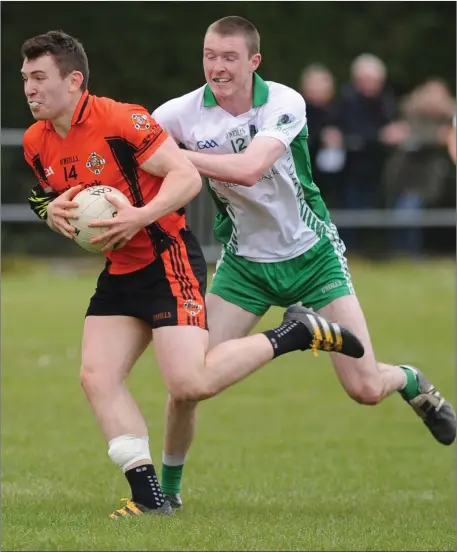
[161,463,184,495]
[399,366,420,401]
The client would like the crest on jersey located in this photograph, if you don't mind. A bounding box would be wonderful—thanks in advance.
[277,113,296,128]
[132,113,151,131]
[86,152,106,175]
[183,299,203,317]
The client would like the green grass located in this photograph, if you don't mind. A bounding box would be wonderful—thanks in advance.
[2,258,455,551]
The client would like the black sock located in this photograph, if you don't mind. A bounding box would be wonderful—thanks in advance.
[125,464,165,509]
[263,320,311,358]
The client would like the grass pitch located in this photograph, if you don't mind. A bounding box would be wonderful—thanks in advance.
[2,257,455,551]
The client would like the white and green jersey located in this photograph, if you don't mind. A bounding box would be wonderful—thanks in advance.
[153,74,332,262]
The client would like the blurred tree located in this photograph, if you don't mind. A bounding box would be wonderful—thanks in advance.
[2,1,455,128]
[1,1,455,256]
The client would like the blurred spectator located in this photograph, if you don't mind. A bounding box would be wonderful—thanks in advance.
[299,64,344,208]
[324,54,406,253]
[383,79,456,256]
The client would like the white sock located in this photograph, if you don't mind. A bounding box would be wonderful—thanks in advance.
[162,452,186,466]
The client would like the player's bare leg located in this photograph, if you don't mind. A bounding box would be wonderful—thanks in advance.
[80,316,172,517]
[157,302,364,508]
[161,294,261,507]
[317,295,456,445]
[155,300,363,404]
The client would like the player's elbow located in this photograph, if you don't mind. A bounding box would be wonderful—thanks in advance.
[240,175,259,187]
[186,172,202,201]
[238,167,262,187]
[190,170,203,195]
[179,165,202,200]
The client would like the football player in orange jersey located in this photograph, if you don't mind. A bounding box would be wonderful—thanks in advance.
[23,30,364,519]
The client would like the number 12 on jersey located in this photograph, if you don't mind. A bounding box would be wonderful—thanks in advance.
[230,138,247,153]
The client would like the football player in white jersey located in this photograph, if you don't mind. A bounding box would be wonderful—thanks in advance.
[153,16,456,509]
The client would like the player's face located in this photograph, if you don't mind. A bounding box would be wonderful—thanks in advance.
[21,54,74,121]
[203,32,261,102]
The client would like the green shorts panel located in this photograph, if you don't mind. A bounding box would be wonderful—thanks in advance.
[209,234,355,315]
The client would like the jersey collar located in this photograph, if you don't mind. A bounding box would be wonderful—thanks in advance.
[203,73,269,108]
[71,90,92,125]
[44,90,93,130]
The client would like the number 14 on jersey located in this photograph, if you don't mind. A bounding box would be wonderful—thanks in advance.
[64,165,79,181]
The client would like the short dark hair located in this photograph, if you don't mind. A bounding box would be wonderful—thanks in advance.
[207,16,260,57]
[21,30,89,91]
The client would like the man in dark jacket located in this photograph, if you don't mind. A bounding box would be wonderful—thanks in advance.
[325,54,403,253]
[299,64,344,209]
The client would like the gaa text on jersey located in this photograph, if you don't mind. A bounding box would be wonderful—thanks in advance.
[197,140,218,149]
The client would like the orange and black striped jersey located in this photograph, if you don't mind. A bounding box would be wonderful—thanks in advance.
[24,90,188,274]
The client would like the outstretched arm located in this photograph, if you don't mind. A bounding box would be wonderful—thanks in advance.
[183,137,285,187]
[139,136,202,222]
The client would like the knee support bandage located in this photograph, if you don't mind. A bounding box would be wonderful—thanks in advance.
[108,434,151,473]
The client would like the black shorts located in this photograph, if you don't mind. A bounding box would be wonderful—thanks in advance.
[86,229,208,329]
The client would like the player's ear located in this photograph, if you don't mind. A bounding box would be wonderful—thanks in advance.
[69,71,84,92]
[251,53,262,72]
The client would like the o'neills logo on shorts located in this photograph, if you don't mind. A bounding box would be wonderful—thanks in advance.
[321,280,342,294]
[183,300,203,317]
[153,312,172,321]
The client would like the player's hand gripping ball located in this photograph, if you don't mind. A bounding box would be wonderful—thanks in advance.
[70,186,131,252]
